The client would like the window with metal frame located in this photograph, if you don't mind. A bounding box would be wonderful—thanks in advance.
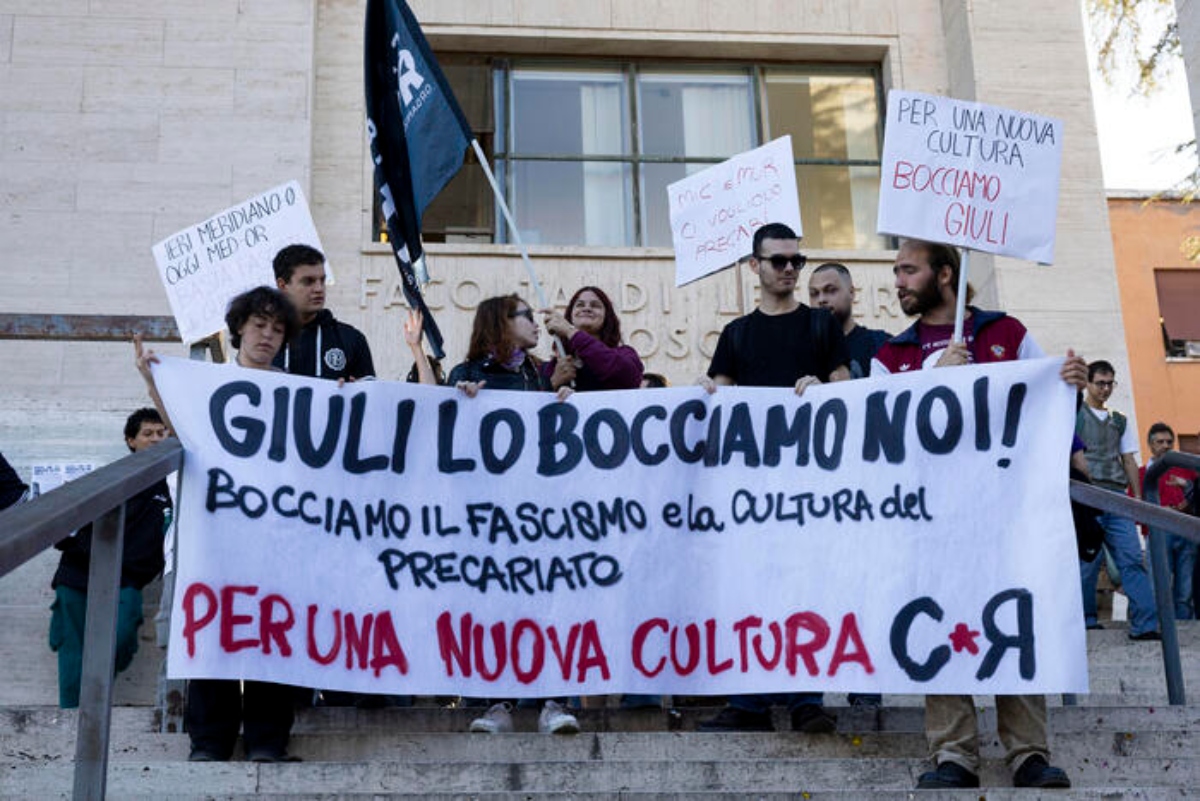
[1154,269,1200,359]
[374,57,886,252]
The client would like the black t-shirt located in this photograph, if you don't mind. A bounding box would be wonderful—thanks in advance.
[707,305,850,387]
[844,324,891,379]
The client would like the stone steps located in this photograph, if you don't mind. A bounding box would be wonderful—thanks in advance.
[4,701,1198,798]
[4,753,1200,798]
[7,728,1200,763]
[4,573,1199,799]
[4,702,1199,741]
[7,793,1193,801]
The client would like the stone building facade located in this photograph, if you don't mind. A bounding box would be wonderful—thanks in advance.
[1109,193,1200,456]
[0,0,1131,475]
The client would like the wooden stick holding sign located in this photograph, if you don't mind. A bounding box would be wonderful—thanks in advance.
[953,249,971,343]
[470,138,565,358]
[734,258,747,316]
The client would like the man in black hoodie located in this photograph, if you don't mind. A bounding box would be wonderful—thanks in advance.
[49,408,171,708]
[272,244,375,380]
[272,243,395,708]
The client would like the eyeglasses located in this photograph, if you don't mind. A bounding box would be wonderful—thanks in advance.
[1092,380,1116,389]
[756,253,807,271]
[509,308,535,322]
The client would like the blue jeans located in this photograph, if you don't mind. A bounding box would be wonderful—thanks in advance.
[729,692,823,714]
[1169,535,1197,620]
[1147,533,1198,620]
[1080,512,1158,635]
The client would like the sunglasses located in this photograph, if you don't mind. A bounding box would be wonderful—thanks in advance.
[509,308,535,322]
[756,253,807,271]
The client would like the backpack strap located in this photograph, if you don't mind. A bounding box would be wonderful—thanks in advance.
[809,307,833,380]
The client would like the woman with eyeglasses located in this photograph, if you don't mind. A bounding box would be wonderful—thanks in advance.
[447,294,552,395]
[446,295,581,734]
[541,286,643,393]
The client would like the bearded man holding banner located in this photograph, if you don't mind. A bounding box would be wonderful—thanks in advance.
[872,238,1085,790]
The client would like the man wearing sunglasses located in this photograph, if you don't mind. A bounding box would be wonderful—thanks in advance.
[705,222,851,396]
[699,222,850,735]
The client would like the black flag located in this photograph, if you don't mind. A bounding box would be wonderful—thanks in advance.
[365,0,473,359]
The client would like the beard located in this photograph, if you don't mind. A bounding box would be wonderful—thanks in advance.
[898,278,942,316]
[828,303,852,325]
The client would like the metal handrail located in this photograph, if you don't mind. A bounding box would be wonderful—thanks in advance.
[1141,450,1200,543]
[1069,449,1200,707]
[0,439,183,800]
[1142,451,1200,706]
[0,442,183,578]
[0,436,1194,795]
[1070,475,1200,544]
[0,312,179,342]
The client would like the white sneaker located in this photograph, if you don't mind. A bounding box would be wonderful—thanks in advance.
[538,700,580,734]
[469,702,513,733]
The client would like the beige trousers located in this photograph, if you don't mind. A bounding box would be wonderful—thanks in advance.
[925,694,1050,773]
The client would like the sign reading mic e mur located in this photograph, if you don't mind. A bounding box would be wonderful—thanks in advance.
[669,137,803,286]
[156,357,1087,696]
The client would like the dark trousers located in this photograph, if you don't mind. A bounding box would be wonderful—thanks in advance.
[1193,550,1200,620]
[186,679,294,758]
[730,692,824,714]
[49,584,144,709]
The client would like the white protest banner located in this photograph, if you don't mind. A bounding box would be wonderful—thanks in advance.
[877,90,1064,264]
[152,181,330,344]
[669,137,802,287]
[157,357,1086,696]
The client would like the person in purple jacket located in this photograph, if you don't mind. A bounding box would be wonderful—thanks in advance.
[542,286,643,392]
[544,286,650,712]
